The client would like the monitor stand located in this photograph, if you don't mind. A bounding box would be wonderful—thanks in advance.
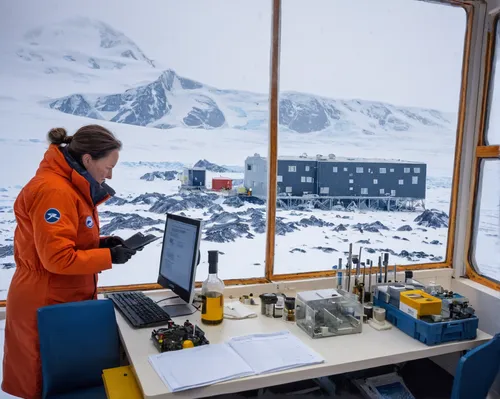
[161,297,197,317]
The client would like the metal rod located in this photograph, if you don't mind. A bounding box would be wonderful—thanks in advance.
[357,247,362,276]
[378,256,382,283]
[347,243,353,292]
[337,258,343,290]
[369,260,373,294]
[362,262,366,287]
[393,263,397,283]
[383,253,389,283]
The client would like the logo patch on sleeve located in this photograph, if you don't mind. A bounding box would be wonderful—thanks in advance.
[85,216,94,228]
[44,208,61,224]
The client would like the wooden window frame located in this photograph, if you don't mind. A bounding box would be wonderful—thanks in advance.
[0,0,478,306]
[268,0,475,281]
[466,11,500,291]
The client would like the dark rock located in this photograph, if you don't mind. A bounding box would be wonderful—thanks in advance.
[276,219,299,236]
[208,204,224,214]
[210,212,241,224]
[140,171,178,181]
[130,192,167,205]
[357,239,370,244]
[0,244,14,258]
[1,263,15,269]
[223,196,244,208]
[397,225,413,231]
[183,95,225,129]
[149,193,216,213]
[290,248,306,253]
[100,211,127,219]
[100,214,163,235]
[238,196,265,206]
[106,196,128,206]
[414,209,449,228]
[314,246,337,253]
[430,240,441,245]
[193,159,230,173]
[203,222,250,243]
[353,221,390,233]
[298,216,333,228]
[333,224,348,232]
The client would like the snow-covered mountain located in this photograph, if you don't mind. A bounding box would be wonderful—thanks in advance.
[47,68,457,134]
[0,17,159,100]
[2,17,457,134]
[17,16,155,71]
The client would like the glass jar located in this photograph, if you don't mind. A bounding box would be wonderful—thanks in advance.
[284,297,296,322]
[259,293,277,317]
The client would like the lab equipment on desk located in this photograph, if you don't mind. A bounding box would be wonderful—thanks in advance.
[295,288,363,338]
[283,296,296,322]
[273,295,284,318]
[239,293,257,305]
[201,250,225,325]
[151,319,209,353]
[399,290,442,319]
[367,306,392,331]
[371,278,479,345]
[259,293,278,317]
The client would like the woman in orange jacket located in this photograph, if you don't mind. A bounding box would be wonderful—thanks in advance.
[2,124,137,399]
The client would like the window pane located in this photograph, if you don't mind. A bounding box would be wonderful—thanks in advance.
[472,160,500,282]
[486,19,500,145]
[0,0,271,299]
[274,0,465,275]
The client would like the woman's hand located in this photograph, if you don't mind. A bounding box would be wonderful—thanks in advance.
[99,236,126,249]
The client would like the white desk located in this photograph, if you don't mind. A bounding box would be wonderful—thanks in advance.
[113,290,492,399]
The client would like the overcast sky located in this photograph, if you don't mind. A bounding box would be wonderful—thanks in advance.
[0,0,466,111]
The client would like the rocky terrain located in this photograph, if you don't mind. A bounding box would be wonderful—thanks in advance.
[0,190,450,270]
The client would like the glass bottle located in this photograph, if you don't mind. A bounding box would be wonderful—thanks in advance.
[201,250,225,325]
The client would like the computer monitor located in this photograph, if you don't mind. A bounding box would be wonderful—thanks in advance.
[157,213,203,317]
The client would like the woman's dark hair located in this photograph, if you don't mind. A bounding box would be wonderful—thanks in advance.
[47,124,122,161]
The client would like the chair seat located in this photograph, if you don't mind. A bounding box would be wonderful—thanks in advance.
[48,384,107,399]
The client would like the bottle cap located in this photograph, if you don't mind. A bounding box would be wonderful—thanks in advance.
[208,250,218,274]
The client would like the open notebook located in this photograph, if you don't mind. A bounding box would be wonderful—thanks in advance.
[148,330,324,392]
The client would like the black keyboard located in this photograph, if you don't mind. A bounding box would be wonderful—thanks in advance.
[107,291,171,328]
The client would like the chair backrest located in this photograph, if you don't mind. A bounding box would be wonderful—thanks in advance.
[37,299,120,398]
[451,333,500,399]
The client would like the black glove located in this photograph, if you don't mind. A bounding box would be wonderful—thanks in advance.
[110,246,137,264]
[100,236,126,249]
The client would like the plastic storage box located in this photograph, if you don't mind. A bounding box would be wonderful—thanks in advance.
[373,297,478,346]
[295,288,363,339]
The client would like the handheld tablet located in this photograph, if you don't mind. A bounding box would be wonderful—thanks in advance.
[123,232,161,250]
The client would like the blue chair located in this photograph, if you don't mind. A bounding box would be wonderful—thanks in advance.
[451,333,500,399]
[37,299,121,399]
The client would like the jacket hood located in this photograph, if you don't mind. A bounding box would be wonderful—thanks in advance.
[36,144,114,207]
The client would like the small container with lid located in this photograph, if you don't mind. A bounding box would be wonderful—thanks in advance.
[273,295,284,318]
[283,297,296,322]
[259,293,277,317]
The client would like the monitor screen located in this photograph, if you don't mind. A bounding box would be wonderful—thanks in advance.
[159,214,201,296]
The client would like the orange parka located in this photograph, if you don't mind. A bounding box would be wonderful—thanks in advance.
[2,144,114,399]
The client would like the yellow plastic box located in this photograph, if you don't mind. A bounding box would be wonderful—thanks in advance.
[399,289,442,319]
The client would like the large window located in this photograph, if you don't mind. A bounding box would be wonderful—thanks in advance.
[273,0,466,276]
[0,0,272,300]
[471,161,500,283]
[469,17,500,287]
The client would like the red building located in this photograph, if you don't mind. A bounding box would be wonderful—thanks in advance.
[212,177,232,191]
